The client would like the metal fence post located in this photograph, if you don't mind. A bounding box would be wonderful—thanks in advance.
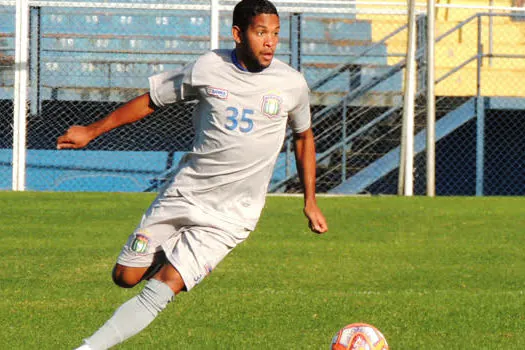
[290,13,302,72]
[286,13,302,179]
[417,14,427,91]
[489,0,493,66]
[29,6,41,117]
[210,0,219,50]
[342,97,348,181]
[399,0,418,196]
[427,0,436,197]
[13,0,30,191]
[475,15,485,196]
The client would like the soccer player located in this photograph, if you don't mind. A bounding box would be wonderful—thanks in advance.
[57,0,328,348]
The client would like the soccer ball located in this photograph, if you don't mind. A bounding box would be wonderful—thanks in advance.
[331,323,389,350]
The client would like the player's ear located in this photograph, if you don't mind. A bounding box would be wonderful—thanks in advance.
[232,25,243,45]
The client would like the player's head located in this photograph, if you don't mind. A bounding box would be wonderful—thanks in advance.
[232,0,280,72]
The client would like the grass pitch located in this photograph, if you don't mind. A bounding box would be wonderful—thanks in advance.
[1,192,524,349]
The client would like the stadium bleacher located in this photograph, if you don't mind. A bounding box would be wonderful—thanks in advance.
[0,6,399,101]
[3,2,524,100]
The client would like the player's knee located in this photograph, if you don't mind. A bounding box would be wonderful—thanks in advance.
[112,265,142,288]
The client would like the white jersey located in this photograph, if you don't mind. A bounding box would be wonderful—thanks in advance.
[148,49,311,230]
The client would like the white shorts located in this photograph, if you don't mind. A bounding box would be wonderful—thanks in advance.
[117,191,250,291]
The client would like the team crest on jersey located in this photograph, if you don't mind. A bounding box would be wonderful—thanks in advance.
[206,86,228,100]
[261,94,283,119]
[131,232,149,253]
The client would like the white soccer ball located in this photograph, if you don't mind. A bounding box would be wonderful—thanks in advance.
[331,323,389,350]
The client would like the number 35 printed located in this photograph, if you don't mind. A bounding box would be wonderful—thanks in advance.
[225,107,254,133]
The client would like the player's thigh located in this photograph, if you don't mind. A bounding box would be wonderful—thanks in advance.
[112,264,149,288]
[117,222,177,268]
[117,195,195,268]
[113,250,167,287]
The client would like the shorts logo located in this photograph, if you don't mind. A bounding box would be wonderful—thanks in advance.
[193,264,213,284]
[131,234,149,253]
[206,86,228,100]
[261,94,282,119]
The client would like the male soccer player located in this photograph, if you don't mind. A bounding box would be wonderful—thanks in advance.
[57,0,328,348]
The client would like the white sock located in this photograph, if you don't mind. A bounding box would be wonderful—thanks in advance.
[74,345,92,350]
[82,279,174,350]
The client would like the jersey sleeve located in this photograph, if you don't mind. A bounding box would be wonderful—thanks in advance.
[287,75,312,133]
[148,63,198,107]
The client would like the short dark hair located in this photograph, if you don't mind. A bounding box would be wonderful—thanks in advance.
[232,0,279,32]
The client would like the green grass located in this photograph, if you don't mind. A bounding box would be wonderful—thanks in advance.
[1,192,524,349]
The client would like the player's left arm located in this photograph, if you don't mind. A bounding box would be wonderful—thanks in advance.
[293,128,328,234]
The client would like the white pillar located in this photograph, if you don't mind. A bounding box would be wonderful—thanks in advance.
[210,0,220,50]
[399,0,418,196]
[426,0,436,197]
[13,0,30,191]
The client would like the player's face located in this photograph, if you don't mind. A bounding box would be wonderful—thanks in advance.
[233,13,280,72]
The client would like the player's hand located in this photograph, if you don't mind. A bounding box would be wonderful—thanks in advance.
[304,202,328,234]
[57,125,95,150]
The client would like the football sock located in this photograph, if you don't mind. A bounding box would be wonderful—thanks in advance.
[82,279,174,350]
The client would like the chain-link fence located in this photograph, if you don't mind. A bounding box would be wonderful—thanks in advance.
[3,1,525,195]
[0,4,15,190]
[414,11,525,196]
[297,6,525,196]
[3,0,360,192]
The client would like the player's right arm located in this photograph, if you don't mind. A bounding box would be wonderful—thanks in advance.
[56,93,156,150]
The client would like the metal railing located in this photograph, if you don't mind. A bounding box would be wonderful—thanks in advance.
[271,12,525,194]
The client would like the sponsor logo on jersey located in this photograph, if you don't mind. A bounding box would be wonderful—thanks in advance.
[131,233,149,254]
[261,94,283,119]
[206,86,228,99]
